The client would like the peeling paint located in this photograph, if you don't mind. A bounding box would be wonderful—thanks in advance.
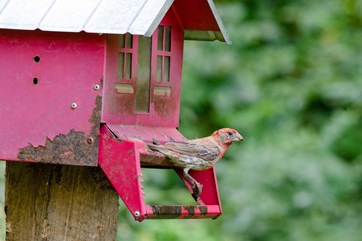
[198,205,208,215]
[184,205,208,216]
[17,96,101,166]
[150,205,208,218]
[151,205,182,218]
[184,206,196,216]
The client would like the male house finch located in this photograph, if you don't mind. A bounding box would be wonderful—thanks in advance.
[148,128,243,200]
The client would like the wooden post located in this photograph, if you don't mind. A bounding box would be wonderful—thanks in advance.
[5,162,119,241]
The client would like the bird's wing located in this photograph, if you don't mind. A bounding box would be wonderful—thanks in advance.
[163,140,220,162]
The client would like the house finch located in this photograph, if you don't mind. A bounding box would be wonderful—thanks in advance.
[148,128,243,200]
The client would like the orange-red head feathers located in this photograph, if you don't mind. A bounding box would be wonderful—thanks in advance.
[212,128,244,146]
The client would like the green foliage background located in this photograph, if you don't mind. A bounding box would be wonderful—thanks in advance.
[0,1,360,241]
[116,0,362,240]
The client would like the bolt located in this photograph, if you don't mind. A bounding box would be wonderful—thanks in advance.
[94,84,100,91]
[134,211,140,217]
[71,102,77,109]
[87,137,94,144]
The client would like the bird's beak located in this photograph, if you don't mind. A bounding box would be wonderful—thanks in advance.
[234,133,244,142]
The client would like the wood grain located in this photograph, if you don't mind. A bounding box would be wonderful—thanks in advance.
[5,162,119,241]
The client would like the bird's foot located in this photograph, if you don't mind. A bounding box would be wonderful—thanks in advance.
[191,182,203,201]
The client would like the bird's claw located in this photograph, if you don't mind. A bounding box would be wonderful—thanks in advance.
[191,182,203,201]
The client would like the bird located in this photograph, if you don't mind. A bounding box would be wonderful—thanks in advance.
[147,128,243,200]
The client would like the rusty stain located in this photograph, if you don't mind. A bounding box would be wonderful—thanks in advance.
[184,206,208,216]
[198,205,208,215]
[153,95,176,117]
[184,206,196,216]
[151,205,182,218]
[118,92,136,114]
[150,205,208,218]
[100,77,104,88]
[17,96,102,166]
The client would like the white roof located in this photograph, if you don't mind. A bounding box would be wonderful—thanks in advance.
[0,0,230,44]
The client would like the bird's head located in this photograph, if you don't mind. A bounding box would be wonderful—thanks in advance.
[213,128,244,146]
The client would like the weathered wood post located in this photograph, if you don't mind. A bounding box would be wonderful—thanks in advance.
[5,163,119,241]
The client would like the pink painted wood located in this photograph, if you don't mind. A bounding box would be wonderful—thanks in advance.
[0,30,104,165]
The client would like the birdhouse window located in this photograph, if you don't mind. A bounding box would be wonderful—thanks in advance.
[103,9,183,127]
[156,25,171,83]
[118,33,133,80]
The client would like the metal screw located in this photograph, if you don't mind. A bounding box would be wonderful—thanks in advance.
[94,84,100,91]
[134,211,140,217]
[87,137,94,144]
[71,103,77,109]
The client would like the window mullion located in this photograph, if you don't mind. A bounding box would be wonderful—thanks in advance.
[161,56,164,82]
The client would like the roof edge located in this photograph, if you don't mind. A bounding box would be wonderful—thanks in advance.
[143,0,174,37]
[206,0,231,45]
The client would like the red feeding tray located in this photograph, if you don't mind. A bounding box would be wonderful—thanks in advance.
[99,124,222,221]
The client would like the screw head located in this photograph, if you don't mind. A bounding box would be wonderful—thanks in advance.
[94,84,100,91]
[71,103,77,109]
[87,137,94,144]
[134,211,140,217]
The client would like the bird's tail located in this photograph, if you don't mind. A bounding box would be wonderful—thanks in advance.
[147,143,176,158]
[147,141,164,152]
[147,138,162,152]
[151,138,161,145]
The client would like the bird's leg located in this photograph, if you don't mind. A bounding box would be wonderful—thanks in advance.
[182,168,203,201]
[192,182,203,201]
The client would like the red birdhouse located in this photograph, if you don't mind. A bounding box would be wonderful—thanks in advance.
[0,0,230,221]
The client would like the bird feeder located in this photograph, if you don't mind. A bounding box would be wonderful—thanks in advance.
[0,0,230,222]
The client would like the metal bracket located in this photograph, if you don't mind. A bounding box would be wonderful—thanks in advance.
[98,124,222,221]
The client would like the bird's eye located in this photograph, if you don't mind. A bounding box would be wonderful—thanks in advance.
[227,131,233,136]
